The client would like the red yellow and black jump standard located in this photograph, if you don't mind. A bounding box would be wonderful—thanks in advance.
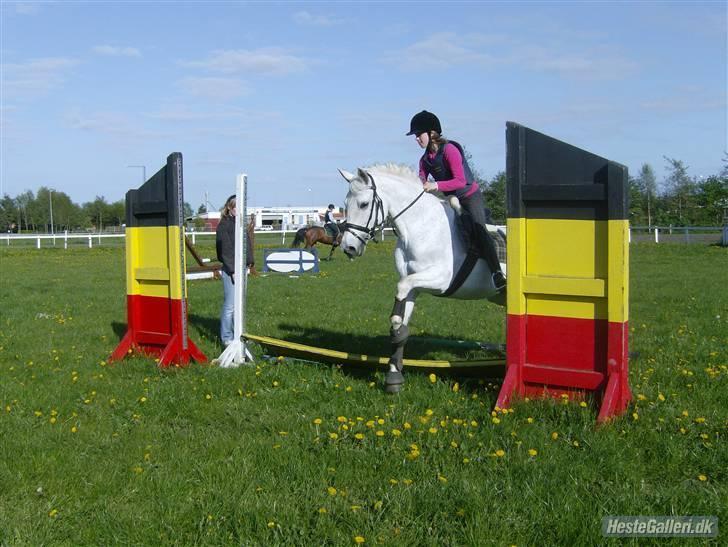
[110,153,207,367]
[496,123,631,423]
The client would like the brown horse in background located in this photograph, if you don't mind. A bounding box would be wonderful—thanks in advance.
[292,224,344,260]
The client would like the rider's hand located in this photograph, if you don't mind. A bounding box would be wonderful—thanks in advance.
[423,181,438,193]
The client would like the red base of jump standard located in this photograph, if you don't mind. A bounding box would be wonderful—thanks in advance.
[110,294,207,367]
[495,314,631,423]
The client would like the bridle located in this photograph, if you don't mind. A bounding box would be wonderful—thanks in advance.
[343,171,425,247]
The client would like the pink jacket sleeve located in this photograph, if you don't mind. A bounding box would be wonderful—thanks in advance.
[419,157,428,182]
[434,143,467,192]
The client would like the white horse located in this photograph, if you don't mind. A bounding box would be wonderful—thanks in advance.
[338,164,506,393]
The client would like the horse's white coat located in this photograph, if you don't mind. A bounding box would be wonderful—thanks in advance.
[340,165,505,364]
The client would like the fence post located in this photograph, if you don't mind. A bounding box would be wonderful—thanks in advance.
[64,230,68,249]
[192,232,196,245]
[36,237,41,249]
[88,236,92,248]
[655,227,659,243]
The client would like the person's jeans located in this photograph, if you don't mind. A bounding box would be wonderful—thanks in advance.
[220,271,235,344]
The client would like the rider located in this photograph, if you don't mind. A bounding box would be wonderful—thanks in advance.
[407,110,506,292]
[324,203,340,238]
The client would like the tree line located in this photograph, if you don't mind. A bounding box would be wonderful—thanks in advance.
[474,155,727,227]
[0,188,194,233]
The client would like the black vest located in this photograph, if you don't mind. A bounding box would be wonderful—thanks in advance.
[420,140,476,199]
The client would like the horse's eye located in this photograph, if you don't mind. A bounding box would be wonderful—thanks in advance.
[359,202,369,209]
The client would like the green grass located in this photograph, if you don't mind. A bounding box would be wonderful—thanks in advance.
[0,241,726,545]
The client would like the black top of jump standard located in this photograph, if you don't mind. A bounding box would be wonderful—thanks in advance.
[506,122,628,221]
[125,153,184,228]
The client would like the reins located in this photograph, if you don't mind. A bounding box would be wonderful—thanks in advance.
[344,172,425,246]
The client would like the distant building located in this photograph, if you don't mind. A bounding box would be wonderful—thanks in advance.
[190,206,343,231]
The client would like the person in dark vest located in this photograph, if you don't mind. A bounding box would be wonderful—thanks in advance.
[324,203,340,238]
[216,195,237,346]
[407,110,506,292]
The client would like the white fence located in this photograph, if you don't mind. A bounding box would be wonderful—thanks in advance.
[4,226,726,249]
[1,228,399,249]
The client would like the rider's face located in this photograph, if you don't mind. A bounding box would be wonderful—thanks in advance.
[415,131,429,149]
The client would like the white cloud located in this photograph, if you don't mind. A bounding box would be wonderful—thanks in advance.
[384,33,501,71]
[180,48,311,76]
[92,45,142,57]
[385,33,637,80]
[2,57,80,99]
[177,77,250,101]
[15,3,40,15]
[292,10,344,27]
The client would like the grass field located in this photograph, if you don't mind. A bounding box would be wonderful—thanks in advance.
[0,239,726,545]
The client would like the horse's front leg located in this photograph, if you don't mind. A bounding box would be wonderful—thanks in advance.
[385,269,448,393]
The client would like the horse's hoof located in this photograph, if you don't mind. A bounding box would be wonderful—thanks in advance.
[384,371,404,393]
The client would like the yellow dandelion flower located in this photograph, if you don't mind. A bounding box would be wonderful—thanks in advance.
[658,393,665,401]
[579,401,587,408]
[528,449,538,457]
[389,479,398,485]
[327,486,337,496]
[354,536,365,544]
[429,373,437,383]
[406,450,420,461]
[205,394,212,400]
[48,509,58,518]
[313,418,322,425]
[71,426,77,433]
[318,507,327,514]
[342,424,349,431]
[495,449,505,457]
[573,441,580,447]
[470,420,478,427]
[49,417,56,424]
[365,420,375,428]
[402,479,412,485]
[450,441,458,448]
[632,412,639,421]
[373,500,383,510]
[694,417,706,424]
[551,432,559,440]
[679,427,686,434]
[682,410,689,417]
[329,433,338,440]
[403,422,412,429]
[132,466,143,474]
[428,427,438,434]
[452,382,460,392]
[527,417,534,423]
[337,416,347,423]
[377,418,385,425]
[272,381,279,387]
[492,417,501,424]
[463,457,470,464]
[354,433,365,440]
[698,474,707,482]
[267,521,276,528]
[425,409,434,416]
[345,386,352,392]
[438,474,447,483]
[375,430,385,437]
[391,429,402,436]
[637,394,647,401]
[350,505,362,512]
[34,410,42,417]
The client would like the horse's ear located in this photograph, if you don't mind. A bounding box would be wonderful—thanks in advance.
[357,168,372,186]
[338,169,355,183]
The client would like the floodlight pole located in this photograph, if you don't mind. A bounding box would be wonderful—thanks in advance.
[127,165,147,184]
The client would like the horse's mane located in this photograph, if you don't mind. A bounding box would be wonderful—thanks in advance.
[365,163,421,187]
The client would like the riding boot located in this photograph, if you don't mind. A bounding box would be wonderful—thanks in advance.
[476,224,506,292]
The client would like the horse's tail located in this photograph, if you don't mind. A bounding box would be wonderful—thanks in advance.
[292,228,307,248]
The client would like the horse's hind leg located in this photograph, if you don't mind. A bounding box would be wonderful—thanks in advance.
[385,294,416,393]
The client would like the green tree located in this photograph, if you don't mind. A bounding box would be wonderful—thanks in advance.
[483,171,507,224]
[635,164,657,226]
[15,190,35,231]
[0,194,19,231]
[695,175,728,225]
[662,157,694,224]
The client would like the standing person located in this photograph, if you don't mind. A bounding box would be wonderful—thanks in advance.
[324,203,340,238]
[407,110,506,291]
[216,195,236,346]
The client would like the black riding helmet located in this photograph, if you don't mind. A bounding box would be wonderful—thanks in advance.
[406,110,441,136]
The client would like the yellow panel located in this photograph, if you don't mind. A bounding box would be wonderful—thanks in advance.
[507,218,527,315]
[608,220,629,323]
[523,276,605,298]
[125,226,184,299]
[526,294,608,320]
[525,219,607,278]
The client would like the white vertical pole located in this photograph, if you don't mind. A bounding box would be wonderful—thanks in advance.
[88,235,92,248]
[655,228,659,243]
[192,232,196,245]
[64,230,68,249]
[36,237,41,249]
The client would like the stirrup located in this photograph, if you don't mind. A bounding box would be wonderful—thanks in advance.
[492,271,506,292]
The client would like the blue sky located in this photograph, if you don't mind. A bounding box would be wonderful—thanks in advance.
[2,1,726,210]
